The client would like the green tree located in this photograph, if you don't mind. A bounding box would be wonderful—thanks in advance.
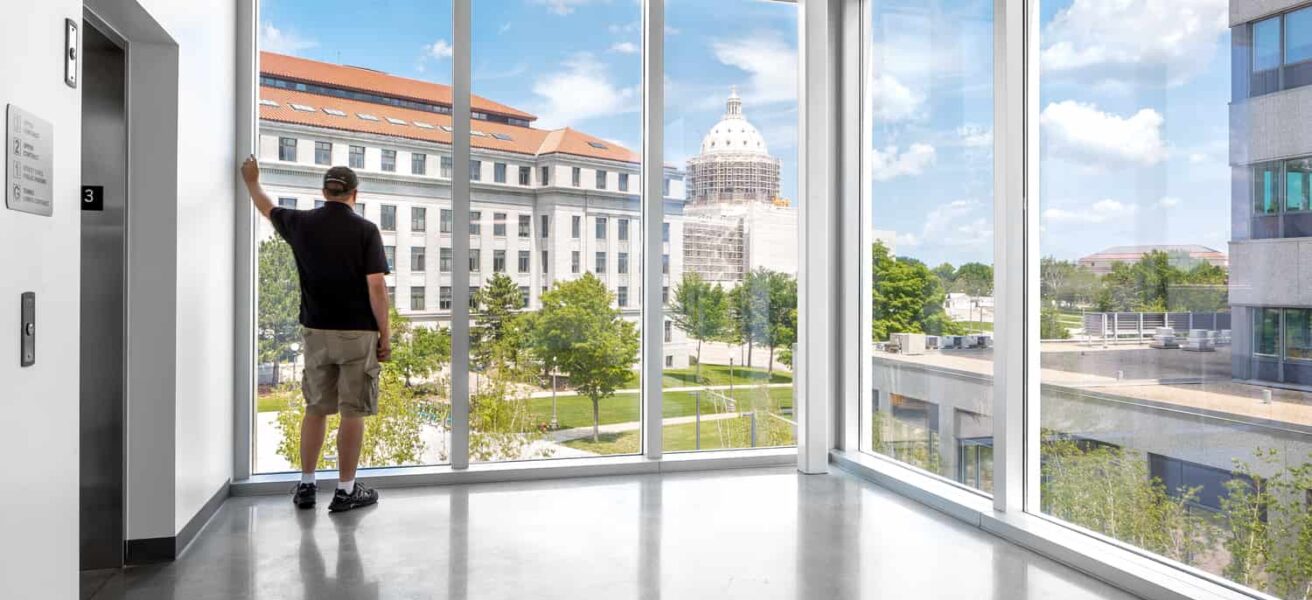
[258,238,300,383]
[953,262,994,297]
[871,241,962,341]
[530,273,640,442]
[932,262,957,289]
[765,271,797,374]
[1040,305,1071,340]
[468,368,549,461]
[472,273,526,372]
[730,268,774,367]
[388,307,452,388]
[668,272,729,382]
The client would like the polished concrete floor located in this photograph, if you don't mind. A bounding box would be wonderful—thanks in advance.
[86,467,1142,600]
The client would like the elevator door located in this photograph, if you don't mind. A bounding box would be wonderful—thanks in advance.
[80,21,127,571]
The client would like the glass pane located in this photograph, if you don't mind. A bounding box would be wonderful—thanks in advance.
[254,0,454,473]
[1287,8,1312,65]
[470,0,642,461]
[1255,16,1282,72]
[1038,4,1312,598]
[864,1,995,493]
[663,0,799,452]
[1287,158,1311,212]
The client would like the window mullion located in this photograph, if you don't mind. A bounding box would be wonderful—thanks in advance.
[642,0,664,459]
[450,0,472,470]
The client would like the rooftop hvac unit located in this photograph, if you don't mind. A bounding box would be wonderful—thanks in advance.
[891,333,926,356]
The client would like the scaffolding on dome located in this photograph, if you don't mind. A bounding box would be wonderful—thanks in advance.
[683,216,746,284]
[686,152,781,206]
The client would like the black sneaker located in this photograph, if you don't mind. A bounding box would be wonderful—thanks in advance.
[292,482,317,509]
[328,483,379,513]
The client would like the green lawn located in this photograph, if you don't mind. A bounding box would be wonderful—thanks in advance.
[620,363,793,389]
[526,386,793,430]
[956,321,994,332]
[563,416,796,454]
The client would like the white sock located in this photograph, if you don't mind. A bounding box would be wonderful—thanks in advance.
[300,473,315,485]
[337,479,355,494]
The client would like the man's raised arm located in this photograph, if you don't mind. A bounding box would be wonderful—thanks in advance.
[241,155,276,219]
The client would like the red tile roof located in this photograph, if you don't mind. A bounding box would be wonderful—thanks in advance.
[259,52,639,165]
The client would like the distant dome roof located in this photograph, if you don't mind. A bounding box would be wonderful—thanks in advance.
[699,87,769,156]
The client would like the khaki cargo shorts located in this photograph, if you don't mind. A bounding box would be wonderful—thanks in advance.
[301,327,381,417]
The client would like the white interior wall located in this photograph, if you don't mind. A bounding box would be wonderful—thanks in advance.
[0,0,84,595]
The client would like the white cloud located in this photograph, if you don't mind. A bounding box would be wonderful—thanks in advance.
[712,33,798,105]
[1043,198,1137,224]
[871,74,923,122]
[532,0,597,16]
[871,144,936,181]
[425,39,453,60]
[898,199,992,249]
[610,42,639,55]
[532,53,638,129]
[1040,0,1228,87]
[957,125,993,148]
[1157,196,1181,209]
[259,21,316,54]
[1040,101,1166,168]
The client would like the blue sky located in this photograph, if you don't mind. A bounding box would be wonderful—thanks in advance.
[261,0,1233,268]
[260,0,800,207]
[871,0,1233,266]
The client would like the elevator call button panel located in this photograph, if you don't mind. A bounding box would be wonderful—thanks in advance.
[20,292,35,367]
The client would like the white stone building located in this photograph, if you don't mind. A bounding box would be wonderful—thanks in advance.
[255,52,691,368]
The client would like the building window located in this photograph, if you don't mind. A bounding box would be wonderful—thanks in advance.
[1257,308,1281,357]
[384,246,395,271]
[571,215,581,238]
[278,197,297,209]
[381,149,397,172]
[380,205,397,231]
[1287,308,1312,361]
[387,286,395,306]
[665,355,673,368]
[596,217,608,240]
[314,200,325,209]
[541,250,549,273]
[664,320,672,343]
[1289,158,1312,213]
[412,152,427,175]
[618,286,629,307]
[494,250,506,273]
[439,286,452,310]
[519,287,531,308]
[411,247,426,272]
[410,287,425,311]
[571,251,580,274]
[440,247,452,272]
[541,214,550,238]
[1288,8,1312,66]
[493,213,507,237]
[662,222,670,243]
[595,251,607,273]
[662,286,669,304]
[279,137,297,162]
[1256,163,1280,215]
[314,141,332,166]
[470,211,482,235]
[440,208,453,233]
[470,249,481,272]
[619,173,629,192]
[349,145,365,168]
[662,254,670,274]
[441,155,453,178]
[618,218,629,241]
[518,214,531,238]
[412,207,427,232]
[519,166,531,186]
[518,250,531,273]
[540,166,550,186]
[596,170,607,189]
[663,177,670,197]
[494,162,507,183]
[469,287,480,310]
[618,252,629,274]
[354,203,366,217]
[572,166,582,187]
[1255,16,1282,73]
[471,159,482,182]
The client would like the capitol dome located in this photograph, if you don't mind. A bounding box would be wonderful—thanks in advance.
[700,88,769,155]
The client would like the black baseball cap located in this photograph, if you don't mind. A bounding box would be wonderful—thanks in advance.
[323,166,359,194]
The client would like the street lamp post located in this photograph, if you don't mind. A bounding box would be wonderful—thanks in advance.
[550,370,559,429]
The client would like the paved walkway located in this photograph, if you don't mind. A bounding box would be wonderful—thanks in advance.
[527,382,792,399]
[546,412,745,443]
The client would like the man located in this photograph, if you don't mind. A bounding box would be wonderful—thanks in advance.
[242,156,390,513]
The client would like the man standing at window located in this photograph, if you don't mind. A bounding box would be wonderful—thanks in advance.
[242,157,388,513]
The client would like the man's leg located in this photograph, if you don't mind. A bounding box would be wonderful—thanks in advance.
[300,413,329,473]
[336,415,364,483]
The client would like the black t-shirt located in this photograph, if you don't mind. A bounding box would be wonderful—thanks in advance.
[270,202,390,331]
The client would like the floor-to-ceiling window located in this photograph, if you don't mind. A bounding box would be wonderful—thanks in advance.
[863,0,996,494]
[252,0,456,473]
[662,0,799,453]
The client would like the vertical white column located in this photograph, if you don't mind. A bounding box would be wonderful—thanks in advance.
[797,0,840,474]
[838,0,867,453]
[642,0,665,459]
[233,0,259,481]
[451,0,472,470]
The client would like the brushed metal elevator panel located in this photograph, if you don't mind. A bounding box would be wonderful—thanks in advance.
[79,22,127,571]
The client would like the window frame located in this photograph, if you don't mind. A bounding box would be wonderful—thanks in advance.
[381,148,397,172]
[314,140,332,165]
